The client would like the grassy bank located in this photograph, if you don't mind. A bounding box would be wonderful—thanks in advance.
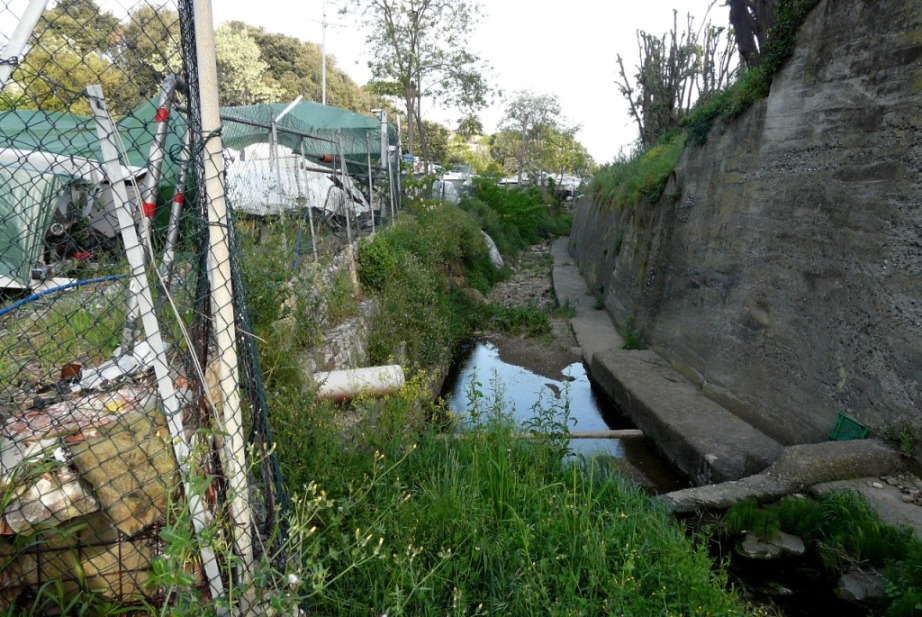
[1,184,749,616]
[257,186,749,615]
[590,0,823,213]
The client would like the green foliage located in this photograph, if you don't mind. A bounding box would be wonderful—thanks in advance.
[882,422,917,458]
[723,490,922,614]
[479,304,551,337]
[621,319,647,350]
[357,235,399,293]
[361,205,489,368]
[269,382,747,616]
[682,0,822,146]
[237,222,295,331]
[884,541,922,617]
[239,22,377,112]
[460,177,569,258]
[589,132,686,209]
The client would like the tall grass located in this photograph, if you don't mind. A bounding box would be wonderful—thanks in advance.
[722,492,922,615]
[266,380,749,616]
[589,132,686,210]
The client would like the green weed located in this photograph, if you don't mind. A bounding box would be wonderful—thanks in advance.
[589,132,686,209]
[621,319,647,350]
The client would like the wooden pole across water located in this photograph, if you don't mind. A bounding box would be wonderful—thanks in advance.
[438,429,644,440]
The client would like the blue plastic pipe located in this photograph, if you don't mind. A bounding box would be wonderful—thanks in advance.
[0,274,129,318]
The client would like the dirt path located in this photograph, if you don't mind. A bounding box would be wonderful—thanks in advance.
[483,240,582,381]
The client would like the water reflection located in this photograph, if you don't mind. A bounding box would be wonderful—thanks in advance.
[443,341,628,458]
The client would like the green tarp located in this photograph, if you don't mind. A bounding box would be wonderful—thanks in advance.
[0,100,396,287]
[0,166,67,287]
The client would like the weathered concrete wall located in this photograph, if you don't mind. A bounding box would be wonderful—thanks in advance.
[571,0,922,445]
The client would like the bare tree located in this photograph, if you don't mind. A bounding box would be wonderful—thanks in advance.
[615,6,738,148]
[616,11,698,148]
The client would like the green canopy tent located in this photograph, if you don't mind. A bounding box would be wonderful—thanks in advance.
[0,99,397,287]
[219,101,396,170]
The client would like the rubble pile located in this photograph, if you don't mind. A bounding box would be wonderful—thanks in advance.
[0,386,177,606]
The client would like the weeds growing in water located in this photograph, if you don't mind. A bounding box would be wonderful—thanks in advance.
[265,379,749,616]
[722,491,922,615]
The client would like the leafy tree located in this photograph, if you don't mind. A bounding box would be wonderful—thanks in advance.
[420,119,452,165]
[541,126,593,180]
[214,24,282,106]
[34,0,120,56]
[9,0,137,113]
[339,0,490,162]
[499,91,561,184]
[110,3,182,101]
[10,31,134,114]
[230,23,377,111]
[456,113,483,140]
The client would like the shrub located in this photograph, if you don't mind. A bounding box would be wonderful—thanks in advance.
[589,132,686,209]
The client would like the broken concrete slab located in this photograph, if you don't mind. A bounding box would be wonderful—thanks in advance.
[3,466,98,534]
[590,349,782,484]
[662,440,902,514]
[810,476,922,539]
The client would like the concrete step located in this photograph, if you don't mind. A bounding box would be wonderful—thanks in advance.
[590,349,782,484]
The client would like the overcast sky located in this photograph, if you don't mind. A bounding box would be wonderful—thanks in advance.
[212,1,729,164]
[1,0,728,164]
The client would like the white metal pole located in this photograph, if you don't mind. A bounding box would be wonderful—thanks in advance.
[272,95,302,219]
[86,84,226,607]
[191,0,256,603]
[299,140,318,261]
[0,0,48,88]
[321,0,327,105]
[337,138,359,292]
[387,146,396,220]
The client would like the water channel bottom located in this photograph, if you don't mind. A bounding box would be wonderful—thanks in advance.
[441,341,689,494]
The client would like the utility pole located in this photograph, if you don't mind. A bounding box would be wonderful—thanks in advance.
[321,0,327,105]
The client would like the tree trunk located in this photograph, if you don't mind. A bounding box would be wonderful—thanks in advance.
[403,87,416,155]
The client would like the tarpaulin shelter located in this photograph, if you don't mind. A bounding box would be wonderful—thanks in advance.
[0,99,396,287]
[220,101,397,168]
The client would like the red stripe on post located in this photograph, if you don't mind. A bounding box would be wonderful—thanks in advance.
[154,107,169,122]
[143,202,156,218]
[173,193,185,204]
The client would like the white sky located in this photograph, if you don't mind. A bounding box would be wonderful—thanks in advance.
[212,1,728,164]
[0,0,728,164]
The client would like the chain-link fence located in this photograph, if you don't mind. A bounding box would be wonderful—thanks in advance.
[0,0,397,613]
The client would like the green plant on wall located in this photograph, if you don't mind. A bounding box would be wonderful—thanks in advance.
[882,422,916,458]
[621,318,646,350]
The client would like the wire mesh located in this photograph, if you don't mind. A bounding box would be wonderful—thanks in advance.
[0,0,398,612]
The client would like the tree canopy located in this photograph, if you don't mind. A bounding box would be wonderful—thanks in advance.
[229,23,377,112]
[338,0,490,161]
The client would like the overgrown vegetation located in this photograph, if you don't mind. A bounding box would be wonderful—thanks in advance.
[261,375,750,616]
[229,184,750,615]
[0,179,749,615]
[588,132,686,210]
[458,177,570,257]
[684,0,823,145]
[593,0,822,209]
[722,492,922,615]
